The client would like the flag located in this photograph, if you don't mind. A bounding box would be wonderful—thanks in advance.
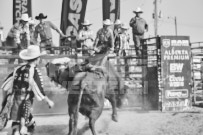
[102,0,120,23]
[13,0,32,24]
[60,0,88,37]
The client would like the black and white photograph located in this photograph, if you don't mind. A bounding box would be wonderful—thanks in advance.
[0,0,203,135]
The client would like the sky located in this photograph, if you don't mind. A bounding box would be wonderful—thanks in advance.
[0,0,203,45]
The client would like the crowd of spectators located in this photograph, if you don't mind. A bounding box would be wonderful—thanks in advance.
[0,7,148,61]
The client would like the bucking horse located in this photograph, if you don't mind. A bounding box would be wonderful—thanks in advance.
[45,54,125,135]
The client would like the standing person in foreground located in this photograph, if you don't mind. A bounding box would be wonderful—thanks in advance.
[34,13,66,54]
[1,45,54,135]
[129,7,148,56]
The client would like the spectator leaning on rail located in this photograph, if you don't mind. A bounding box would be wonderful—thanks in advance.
[34,13,66,54]
[5,13,31,64]
[94,19,114,54]
[0,22,4,47]
[129,7,148,56]
[78,19,94,56]
[1,45,54,135]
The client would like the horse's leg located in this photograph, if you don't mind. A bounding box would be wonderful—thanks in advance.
[89,107,103,135]
[107,94,118,122]
[89,118,97,135]
[88,95,104,135]
[68,97,78,135]
[68,108,78,135]
[68,113,74,135]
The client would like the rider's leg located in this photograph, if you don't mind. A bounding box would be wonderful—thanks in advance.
[12,121,20,135]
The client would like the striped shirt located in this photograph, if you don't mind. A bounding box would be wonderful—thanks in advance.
[1,64,45,101]
[119,33,130,50]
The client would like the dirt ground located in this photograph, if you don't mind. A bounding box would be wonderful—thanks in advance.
[1,107,203,135]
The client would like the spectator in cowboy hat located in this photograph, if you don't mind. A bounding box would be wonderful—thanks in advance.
[5,13,31,64]
[115,23,130,56]
[116,23,131,78]
[1,45,54,135]
[0,21,4,47]
[28,18,36,45]
[94,19,114,54]
[34,13,66,54]
[21,18,37,47]
[129,7,148,56]
[78,19,94,56]
[113,19,122,37]
[114,19,122,55]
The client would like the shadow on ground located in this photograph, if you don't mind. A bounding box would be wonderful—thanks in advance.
[35,124,68,135]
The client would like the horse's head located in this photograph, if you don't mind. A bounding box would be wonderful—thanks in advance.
[45,57,76,88]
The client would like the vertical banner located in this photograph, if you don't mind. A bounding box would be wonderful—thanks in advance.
[161,36,191,111]
[102,0,120,23]
[13,0,32,24]
[60,0,88,37]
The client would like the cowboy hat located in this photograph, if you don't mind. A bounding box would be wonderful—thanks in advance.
[121,23,129,30]
[114,19,121,25]
[81,19,92,26]
[133,7,143,13]
[20,13,31,22]
[103,19,113,25]
[19,45,42,60]
[35,13,47,20]
[0,22,3,29]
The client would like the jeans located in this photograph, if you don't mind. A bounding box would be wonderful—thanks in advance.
[132,34,144,56]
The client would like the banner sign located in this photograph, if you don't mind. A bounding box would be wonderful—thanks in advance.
[161,36,191,111]
[13,0,32,24]
[60,0,88,37]
[102,0,120,23]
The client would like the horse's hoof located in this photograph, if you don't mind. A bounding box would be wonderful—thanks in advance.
[112,115,118,122]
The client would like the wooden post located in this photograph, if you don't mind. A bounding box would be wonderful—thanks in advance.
[154,0,158,36]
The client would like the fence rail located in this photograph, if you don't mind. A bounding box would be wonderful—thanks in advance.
[191,42,203,104]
